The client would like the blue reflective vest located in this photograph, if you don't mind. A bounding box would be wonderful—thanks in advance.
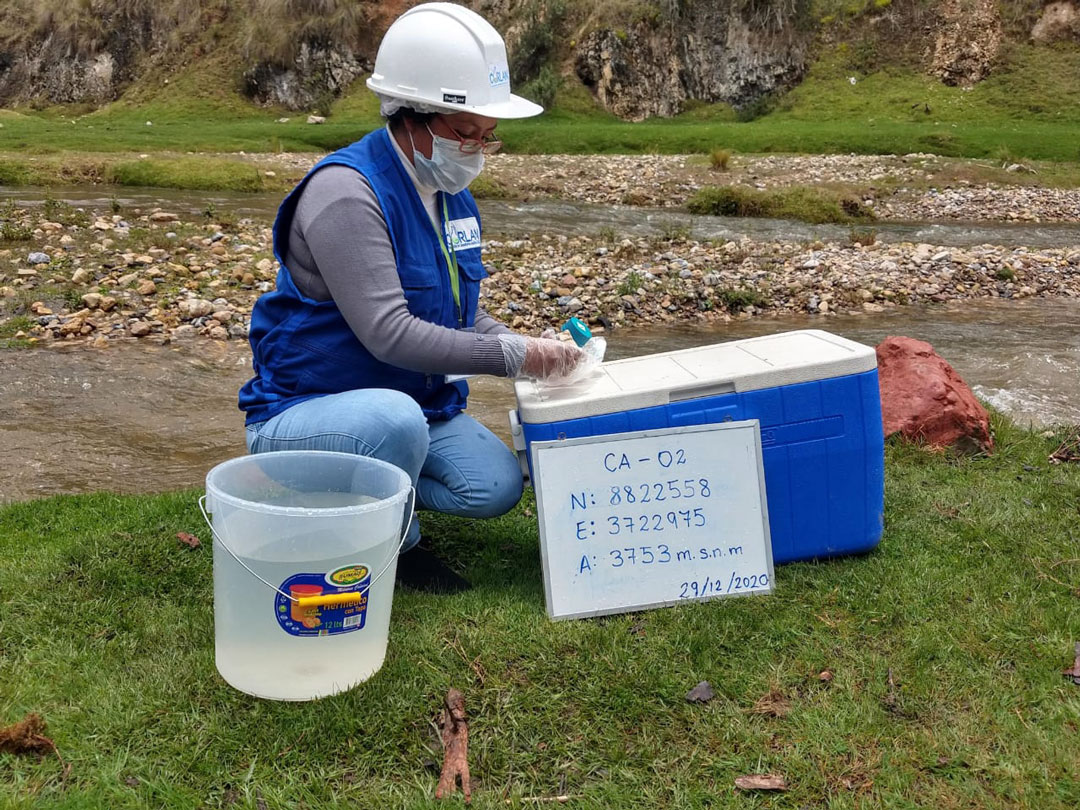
[238,128,487,425]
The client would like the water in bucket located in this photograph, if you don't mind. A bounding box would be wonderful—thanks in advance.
[203,451,412,701]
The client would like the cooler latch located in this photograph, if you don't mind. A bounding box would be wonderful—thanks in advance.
[507,409,531,484]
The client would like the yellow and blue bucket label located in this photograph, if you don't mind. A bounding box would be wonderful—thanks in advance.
[274,564,371,637]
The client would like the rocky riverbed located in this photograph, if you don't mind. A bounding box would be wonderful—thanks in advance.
[2,198,1078,347]
[484,153,1080,223]
[228,150,1080,223]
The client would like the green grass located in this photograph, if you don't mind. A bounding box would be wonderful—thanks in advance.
[0,314,33,337]
[105,158,266,192]
[848,227,879,246]
[5,112,1075,166]
[0,219,34,242]
[715,287,768,310]
[687,185,875,224]
[2,418,1079,808]
[490,44,1080,161]
[468,173,513,200]
[39,198,90,228]
[708,148,732,171]
[780,43,1080,127]
[0,151,305,194]
[16,109,1070,163]
[497,115,1080,161]
[616,270,645,296]
[0,105,355,155]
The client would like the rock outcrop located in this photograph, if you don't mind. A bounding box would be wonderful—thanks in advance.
[930,0,1002,86]
[0,30,150,105]
[574,1,811,121]
[1032,1,1080,43]
[243,43,371,111]
[0,2,372,111]
[0,0,1070,116]
[876,336,994,455]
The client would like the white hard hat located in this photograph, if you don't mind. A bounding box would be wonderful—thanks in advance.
[366,2,543,119]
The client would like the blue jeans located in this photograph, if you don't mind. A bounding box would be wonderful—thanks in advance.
[245,389,524,550]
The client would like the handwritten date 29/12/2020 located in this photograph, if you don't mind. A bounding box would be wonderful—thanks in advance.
[680,571,770,599]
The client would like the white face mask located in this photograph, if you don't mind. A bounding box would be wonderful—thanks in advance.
[411,125,485,195]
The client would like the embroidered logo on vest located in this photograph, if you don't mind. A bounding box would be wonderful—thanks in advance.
[445,216,481,251]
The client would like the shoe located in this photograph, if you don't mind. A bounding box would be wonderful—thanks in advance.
[396,546,471,594]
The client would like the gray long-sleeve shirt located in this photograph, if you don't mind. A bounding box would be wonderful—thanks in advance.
[283,162,511,376]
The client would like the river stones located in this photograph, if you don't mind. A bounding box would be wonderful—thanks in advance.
[1,181,1077,348]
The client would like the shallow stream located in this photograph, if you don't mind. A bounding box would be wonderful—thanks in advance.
[2,298,1076,504]
[4,186,1080,249]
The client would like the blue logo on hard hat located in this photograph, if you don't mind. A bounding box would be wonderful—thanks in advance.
[488,65,509,87]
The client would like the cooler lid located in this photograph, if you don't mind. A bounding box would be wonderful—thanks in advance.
[514,329,877,423]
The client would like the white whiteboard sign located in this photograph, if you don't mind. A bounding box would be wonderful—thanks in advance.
[532,421,774,620]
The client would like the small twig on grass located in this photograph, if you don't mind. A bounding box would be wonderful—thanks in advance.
[427,716,443,746]
[469,658,487,685]
[1014,708,1032,729]
[735,773,788,791]
[1049,427,1080,464]
[885,668,899,711]
[1037,559,1080,595]
[508,796,572,804]
[276,730,306,758]
[435,688,471,803]
[446,636,487,686]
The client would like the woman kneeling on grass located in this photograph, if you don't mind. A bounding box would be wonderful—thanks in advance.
[238,3,583,592]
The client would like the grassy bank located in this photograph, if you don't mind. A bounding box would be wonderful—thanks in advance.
[3,104,1078,164]
[1,41,1079,168]
[2,418,1079,808]
[0,39,1075,198]
[0,152,305,194]
[687,185,876,224]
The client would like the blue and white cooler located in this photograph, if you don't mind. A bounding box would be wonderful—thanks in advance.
[509,330,885,564]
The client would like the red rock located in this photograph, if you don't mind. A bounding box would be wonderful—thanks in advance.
[876,336,993,454]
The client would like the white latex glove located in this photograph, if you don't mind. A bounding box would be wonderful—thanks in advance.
[524,337,584,380]
[498,334,584,382]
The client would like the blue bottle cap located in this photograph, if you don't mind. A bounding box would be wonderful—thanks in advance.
[561,317,592,347]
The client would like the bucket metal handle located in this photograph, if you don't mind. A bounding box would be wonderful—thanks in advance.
[198,487,416,604]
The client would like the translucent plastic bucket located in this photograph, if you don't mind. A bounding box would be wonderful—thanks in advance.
[202,451,413,701]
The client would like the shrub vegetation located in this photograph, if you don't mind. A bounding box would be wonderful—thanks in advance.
[688,185,876,224]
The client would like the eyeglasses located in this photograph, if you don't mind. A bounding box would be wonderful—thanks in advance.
[434,121,503,155]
